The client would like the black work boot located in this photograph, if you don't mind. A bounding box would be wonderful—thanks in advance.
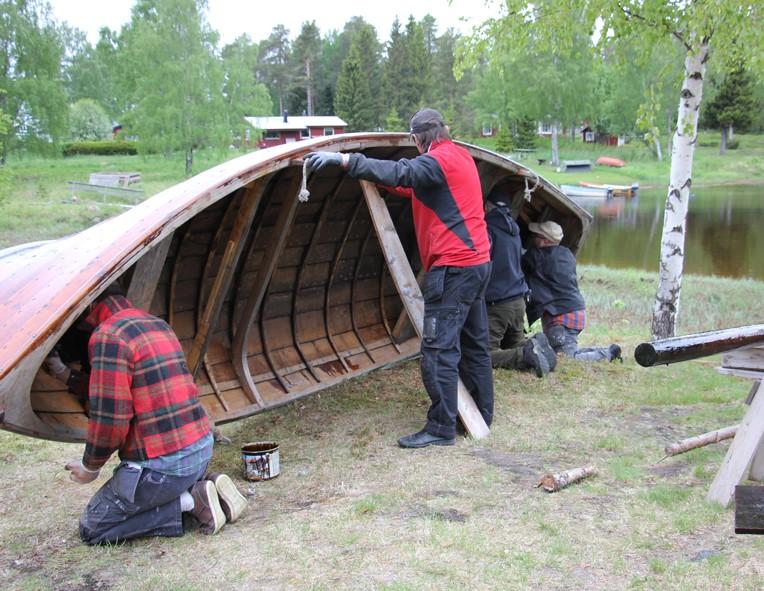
[522,338,550,378]
[531,333,557,372]
[608,344,623,363]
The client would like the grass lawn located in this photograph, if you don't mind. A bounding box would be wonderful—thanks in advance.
[1,266,763,591]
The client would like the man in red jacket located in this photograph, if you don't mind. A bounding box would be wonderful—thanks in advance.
[59,287,246,544]
[306,108,494,448]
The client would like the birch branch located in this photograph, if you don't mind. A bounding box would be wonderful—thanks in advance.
[661,425,738,460]
[535,466,597,492]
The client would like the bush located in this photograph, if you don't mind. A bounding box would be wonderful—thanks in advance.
[726,138,740,150]
[62,140,138,156]
[69,99,111,141]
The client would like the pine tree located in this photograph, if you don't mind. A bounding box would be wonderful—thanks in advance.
[383,106,405,131]
[704,60,756,154]
[495,125,513,153]
[352,25,384,129]
[515,117,537,149]
[334,43,375,131]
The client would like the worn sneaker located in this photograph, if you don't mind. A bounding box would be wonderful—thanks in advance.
[523,338,551,378]
[207,472,248,523]
[532,333,557,373]
[609,344,623,363]
[189,480,226,535]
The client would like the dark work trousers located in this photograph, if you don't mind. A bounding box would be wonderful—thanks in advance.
[486,296,527,369]
[546,324,612,362]
[79,460,209,545]
[420,263,494,438]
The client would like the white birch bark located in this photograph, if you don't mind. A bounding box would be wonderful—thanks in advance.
[550,120,560,167]
[651,40,709,339]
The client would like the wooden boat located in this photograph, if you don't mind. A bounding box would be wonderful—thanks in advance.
[0,133,592,443]
[579,181,638,198]
[595,156,625,168]
[560,184,614,199]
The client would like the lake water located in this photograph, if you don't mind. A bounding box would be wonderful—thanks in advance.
[574,183,764,281]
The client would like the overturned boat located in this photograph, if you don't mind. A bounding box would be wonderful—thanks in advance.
[0,133,592,443]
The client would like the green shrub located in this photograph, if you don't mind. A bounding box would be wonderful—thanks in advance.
[726,138,740,150]
[62,140,138,156]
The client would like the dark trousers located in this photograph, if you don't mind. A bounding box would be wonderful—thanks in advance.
[545,324,612,362]
[420,263,494,438]
[79,460,209,545]
[486,296,527,369]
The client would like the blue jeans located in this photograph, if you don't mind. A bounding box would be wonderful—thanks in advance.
[420,263,494,438]
[79,460,209,545]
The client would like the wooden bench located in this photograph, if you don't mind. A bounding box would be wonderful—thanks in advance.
[88,172,142,187]
[513,148,537,161]
[67,181,144,204]
[636,326,764,508]
[559,159,592,172]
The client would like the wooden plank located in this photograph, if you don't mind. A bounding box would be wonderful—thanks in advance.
[127,235,173,311]
[708,380,764,507]
[232,175,302,403]
[734,486,764,534]
[359,180,490,439]
[187,181,264,376]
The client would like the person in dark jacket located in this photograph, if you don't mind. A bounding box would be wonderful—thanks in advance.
[305,108,493,449]
[522,221,622,362]
[484,189,556,377]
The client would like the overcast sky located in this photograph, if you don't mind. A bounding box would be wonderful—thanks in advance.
[48,0,497,46]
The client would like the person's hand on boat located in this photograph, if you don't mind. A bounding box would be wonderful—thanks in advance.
[65,459,100,484]
[305,151,348,173]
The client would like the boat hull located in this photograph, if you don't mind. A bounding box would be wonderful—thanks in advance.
[0,133,592,442]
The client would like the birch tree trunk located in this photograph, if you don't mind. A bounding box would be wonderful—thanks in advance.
[720,126,728,155]
[550,121,560,167]
[305,58,314,116]
[651,41,709,339]
[653,129,663,162]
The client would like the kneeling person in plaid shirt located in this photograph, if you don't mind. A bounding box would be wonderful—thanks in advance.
[522,222,622,363]
[61,287,247,544]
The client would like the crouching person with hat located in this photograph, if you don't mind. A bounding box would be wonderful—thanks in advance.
[484,188,556,377]
[522,221,622,363]
[61,288,247,544]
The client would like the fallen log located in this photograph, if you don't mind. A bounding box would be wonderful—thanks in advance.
[536,466,597,492]
[662,425,738,460]
[635,324,764,367]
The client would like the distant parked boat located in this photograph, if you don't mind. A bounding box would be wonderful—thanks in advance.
[579,181,639,198]
[595,156,625,168]
[560,184,614,199]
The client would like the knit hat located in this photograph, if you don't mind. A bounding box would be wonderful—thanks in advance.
[528,221,563,244]
[409,108,445,134]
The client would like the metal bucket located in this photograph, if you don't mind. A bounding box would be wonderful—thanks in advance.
[241,442,280,481]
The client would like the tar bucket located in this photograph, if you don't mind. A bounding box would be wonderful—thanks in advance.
[242,442,280,481]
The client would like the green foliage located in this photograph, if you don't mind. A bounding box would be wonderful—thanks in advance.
[0,0,68,158]
[121,0,229,174]
[383,106,405,132]
[62,140,138,156]
[704,60,756,132]
[334,42,375,131]
[495,125,513,152]
[68,99,111,141]
[515,117,537,149]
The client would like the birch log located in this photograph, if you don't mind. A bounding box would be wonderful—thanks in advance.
[536,466,597,492]
[663,425,738,458]
[651,39,709,339]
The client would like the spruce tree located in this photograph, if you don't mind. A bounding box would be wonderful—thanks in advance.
[334,43,375,131]
[704,60,755,154]
[495,125,513,153]
[515,117,537,149]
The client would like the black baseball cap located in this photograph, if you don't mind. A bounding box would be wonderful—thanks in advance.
[409,108,445,135]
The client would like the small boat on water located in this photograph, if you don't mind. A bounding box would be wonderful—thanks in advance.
[0,133,592,443]
[560,184,614,199]
[579,181,639,198]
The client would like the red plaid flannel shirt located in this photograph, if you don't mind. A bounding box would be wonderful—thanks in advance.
[542,309,587,333]
[82,296,209,471]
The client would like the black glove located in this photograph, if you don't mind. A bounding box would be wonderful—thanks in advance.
[305,151,344,173]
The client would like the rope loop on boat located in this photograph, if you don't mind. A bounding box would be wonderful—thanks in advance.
[524,170,540,202]
[298,159,311,202]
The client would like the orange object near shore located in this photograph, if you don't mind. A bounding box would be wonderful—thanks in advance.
[596,156,625,167]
